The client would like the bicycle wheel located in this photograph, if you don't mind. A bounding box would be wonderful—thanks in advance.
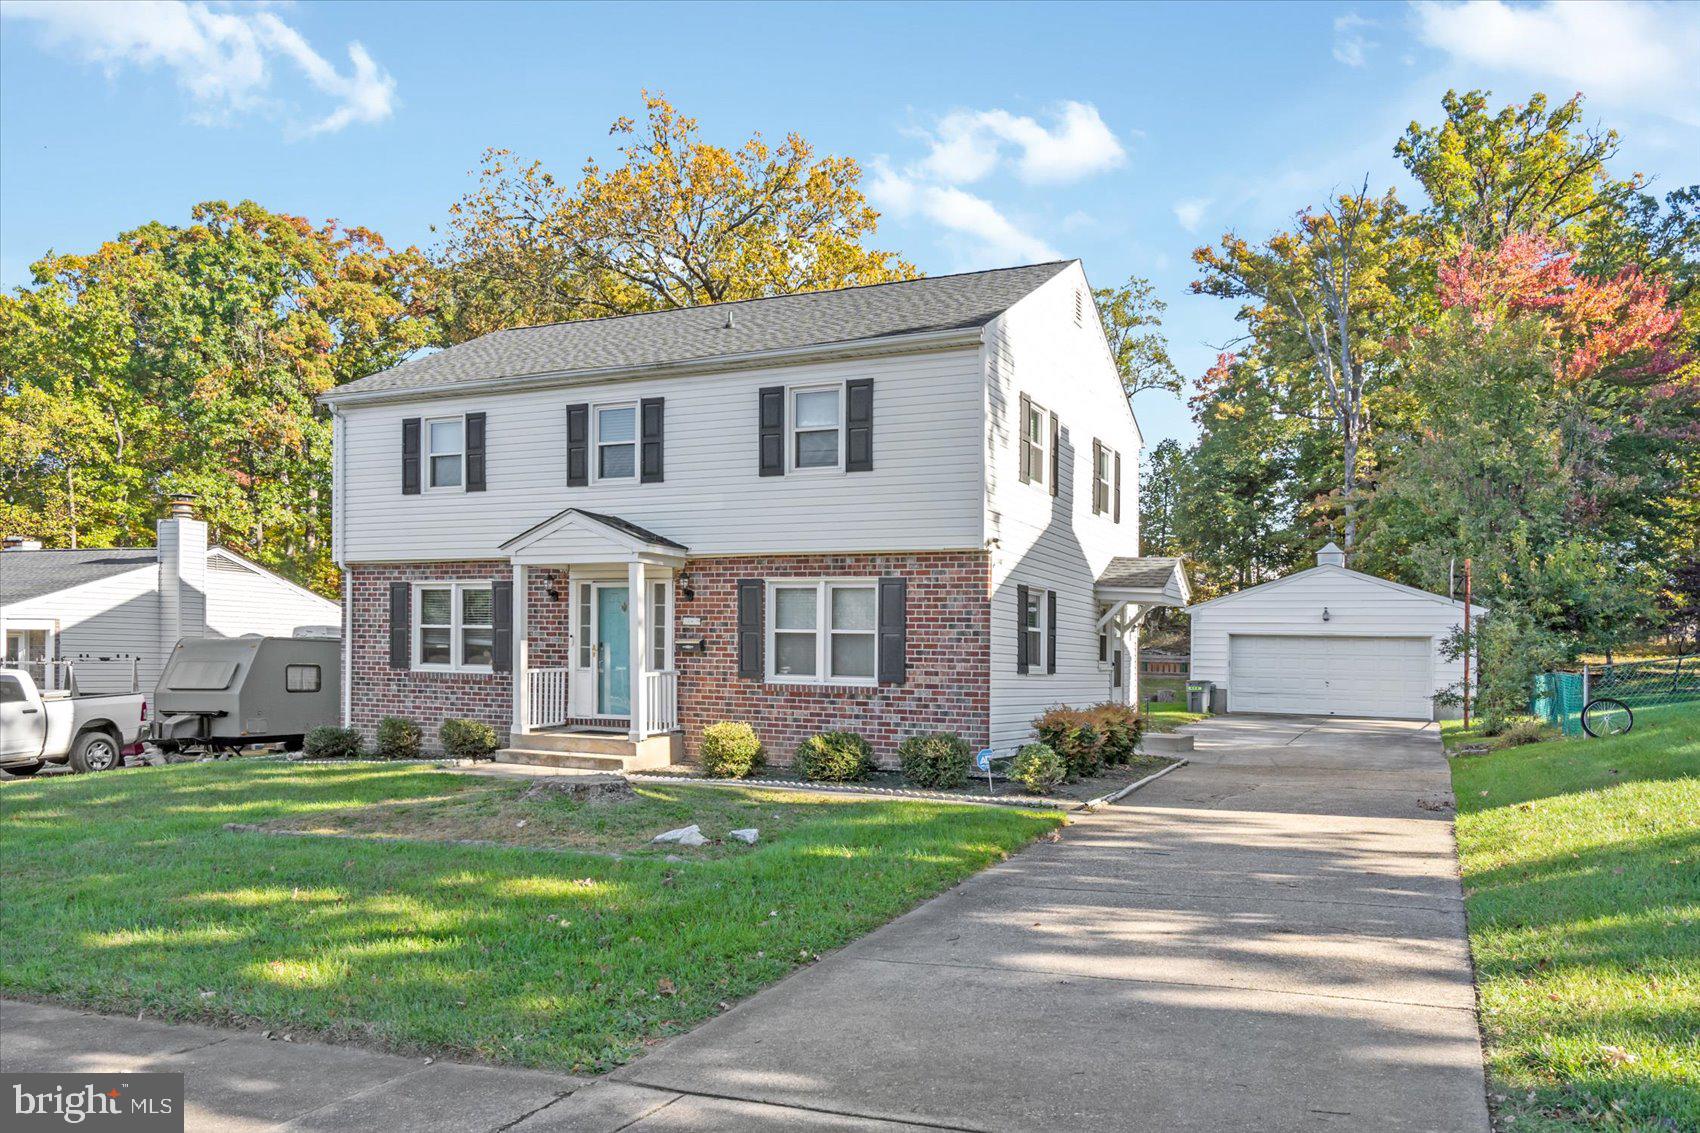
[1581,697,1633,738]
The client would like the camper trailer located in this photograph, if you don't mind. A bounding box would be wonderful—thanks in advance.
[151,634,341,753]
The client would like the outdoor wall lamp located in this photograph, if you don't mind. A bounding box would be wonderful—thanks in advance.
[677,571,695,601]
[1322,607,1331,622]
[546,586,561,602]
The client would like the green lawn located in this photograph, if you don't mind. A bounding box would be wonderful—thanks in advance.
[0,763,1061,1072]
[1450,705,1700,1130]
[1140,676,1209,733]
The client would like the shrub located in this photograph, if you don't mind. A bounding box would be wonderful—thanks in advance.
[1087,702,1144,765]
[896,731,972,789]
[1010,743,1067,794]
[1032,706,1103,779]
[793,730,875,782]
[700,721,765,778]
[374,716,423,760]
[439,718,500,761]
[1495,717,1555,748]
[303,726,363,760]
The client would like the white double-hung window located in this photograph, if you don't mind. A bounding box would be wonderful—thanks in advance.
[767,579,877,685]
[426,417,464,489]
[791,386,842,470]
[595,404,637,481]
[415,582,494,672]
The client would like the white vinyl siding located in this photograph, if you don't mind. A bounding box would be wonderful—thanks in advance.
[1189,567,1475,721]
[334,348,986,562]
[985,264,1144,748]
[203,553,341,639]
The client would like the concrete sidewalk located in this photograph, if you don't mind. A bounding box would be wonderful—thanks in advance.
[3,715,1491,1131]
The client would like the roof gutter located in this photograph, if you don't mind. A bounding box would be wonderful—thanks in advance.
[318,326,987,409]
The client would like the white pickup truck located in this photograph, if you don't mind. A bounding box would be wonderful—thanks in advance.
[0,668,146,775]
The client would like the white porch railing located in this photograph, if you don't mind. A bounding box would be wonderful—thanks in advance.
[644,670,678,734]
[525,667,569,730]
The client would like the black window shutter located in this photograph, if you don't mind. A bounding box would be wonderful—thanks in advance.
[1112,647,1123,689]
[1017,394,1032,484]
[640,397,665,483]
[1046,590,1058,674]
[491,579,513,672]
[737,579,765,677]
[401,418,421,495]
[846,378,874,472]
[758,387,785,476]
[1015,583,1030,674]
[388,582,410,668]
[1113,451,1122,523]
[565,404,589,486]
[1091,439,1103,514]
[1049,413,1060,498]
[466,412,487,492]
[877,575,906,684]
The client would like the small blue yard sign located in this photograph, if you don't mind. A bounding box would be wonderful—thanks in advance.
[975,748,995,772]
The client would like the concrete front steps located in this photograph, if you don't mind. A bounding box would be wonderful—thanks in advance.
[1141,730,1196,754]
[495,729,681,773]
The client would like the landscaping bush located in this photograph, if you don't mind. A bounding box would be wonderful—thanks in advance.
[793,730,875,782]
[700,721,765,778]
[1010,743,1067,794]
[374,716,423,760]
[303,726,363,760]
[896,731,972,789]
[1032,706,1103,779]
[1087,702,1144,765]
[1495,717,1555,748]
[439,718,500,761]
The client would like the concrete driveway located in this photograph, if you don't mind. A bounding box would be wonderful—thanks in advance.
[583,714,1490,1132]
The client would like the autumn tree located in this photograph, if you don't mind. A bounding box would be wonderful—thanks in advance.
[1094,275,1183,397]
[0,201,431,593]
[434,93,917,343]
[1192,182,1419,555]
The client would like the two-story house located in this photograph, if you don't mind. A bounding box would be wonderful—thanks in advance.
[323,261,1189,769]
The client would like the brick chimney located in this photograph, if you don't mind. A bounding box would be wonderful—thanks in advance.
[157,493,207,645]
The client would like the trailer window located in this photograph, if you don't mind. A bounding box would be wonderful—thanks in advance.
[285,664,321,693]
[167,660,238,690]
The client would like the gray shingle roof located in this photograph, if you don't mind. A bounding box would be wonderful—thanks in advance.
[328,261,1074,400]
[1,549,157,605]
[573,511,687,551]
[1097,557,1185,589]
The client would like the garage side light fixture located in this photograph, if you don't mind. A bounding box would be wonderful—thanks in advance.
[1322,606,1331,622]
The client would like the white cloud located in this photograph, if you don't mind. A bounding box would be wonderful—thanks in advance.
[1172,197,1211,233]
[0,0,397,135]
[1333,11,1377,67]
[871,161,1059,265]
[915,101,1126,185]
[1411,1,1700,124]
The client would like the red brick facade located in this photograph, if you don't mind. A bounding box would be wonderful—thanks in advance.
[347,551,991,763]
[675,551,991,765]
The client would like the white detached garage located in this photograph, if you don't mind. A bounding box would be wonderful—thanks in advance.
[1186,544,1480,721]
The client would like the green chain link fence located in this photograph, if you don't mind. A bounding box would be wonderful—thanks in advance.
[1532,656,1700,735]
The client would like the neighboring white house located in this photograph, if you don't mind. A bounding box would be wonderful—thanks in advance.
[0,497,342,694]
[321,260,1190,765]
[1186,543,1482,721]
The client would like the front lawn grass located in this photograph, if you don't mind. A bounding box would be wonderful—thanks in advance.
[1140,677,1208,733]
[1450,705,1699,1130]
[0,763,1062,1072]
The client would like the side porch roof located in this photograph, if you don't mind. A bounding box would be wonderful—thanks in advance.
[1095,556,1191,608]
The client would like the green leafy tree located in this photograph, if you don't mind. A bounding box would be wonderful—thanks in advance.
[1093,275,1183,397]
[435,93,917,343]
[0,201,432,593]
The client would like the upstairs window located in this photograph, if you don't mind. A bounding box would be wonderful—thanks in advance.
[595,404,637,481]
[426,417,464,489]
[1023,587,1048,668]
[1093,442,1113,515]
[791,386,842,470]
[1019,397,1051,488]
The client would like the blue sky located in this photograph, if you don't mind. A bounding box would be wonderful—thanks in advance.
[3,1,1697,447]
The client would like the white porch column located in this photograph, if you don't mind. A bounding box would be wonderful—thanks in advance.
[628,559,647,741]
[512,563,528,736]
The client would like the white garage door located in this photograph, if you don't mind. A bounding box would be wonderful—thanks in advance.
[1228,634,1433,719]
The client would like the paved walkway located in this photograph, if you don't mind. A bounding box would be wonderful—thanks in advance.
[3,715,1491,1132]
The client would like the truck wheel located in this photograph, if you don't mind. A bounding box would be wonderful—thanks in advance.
[68,731,122,773]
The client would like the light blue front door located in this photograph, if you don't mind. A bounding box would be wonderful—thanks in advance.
[596,586,631,716]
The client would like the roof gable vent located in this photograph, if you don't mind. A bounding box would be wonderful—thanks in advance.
[1316,541,1346,568]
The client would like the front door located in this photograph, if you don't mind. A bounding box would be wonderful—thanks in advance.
[595,585,631,717]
